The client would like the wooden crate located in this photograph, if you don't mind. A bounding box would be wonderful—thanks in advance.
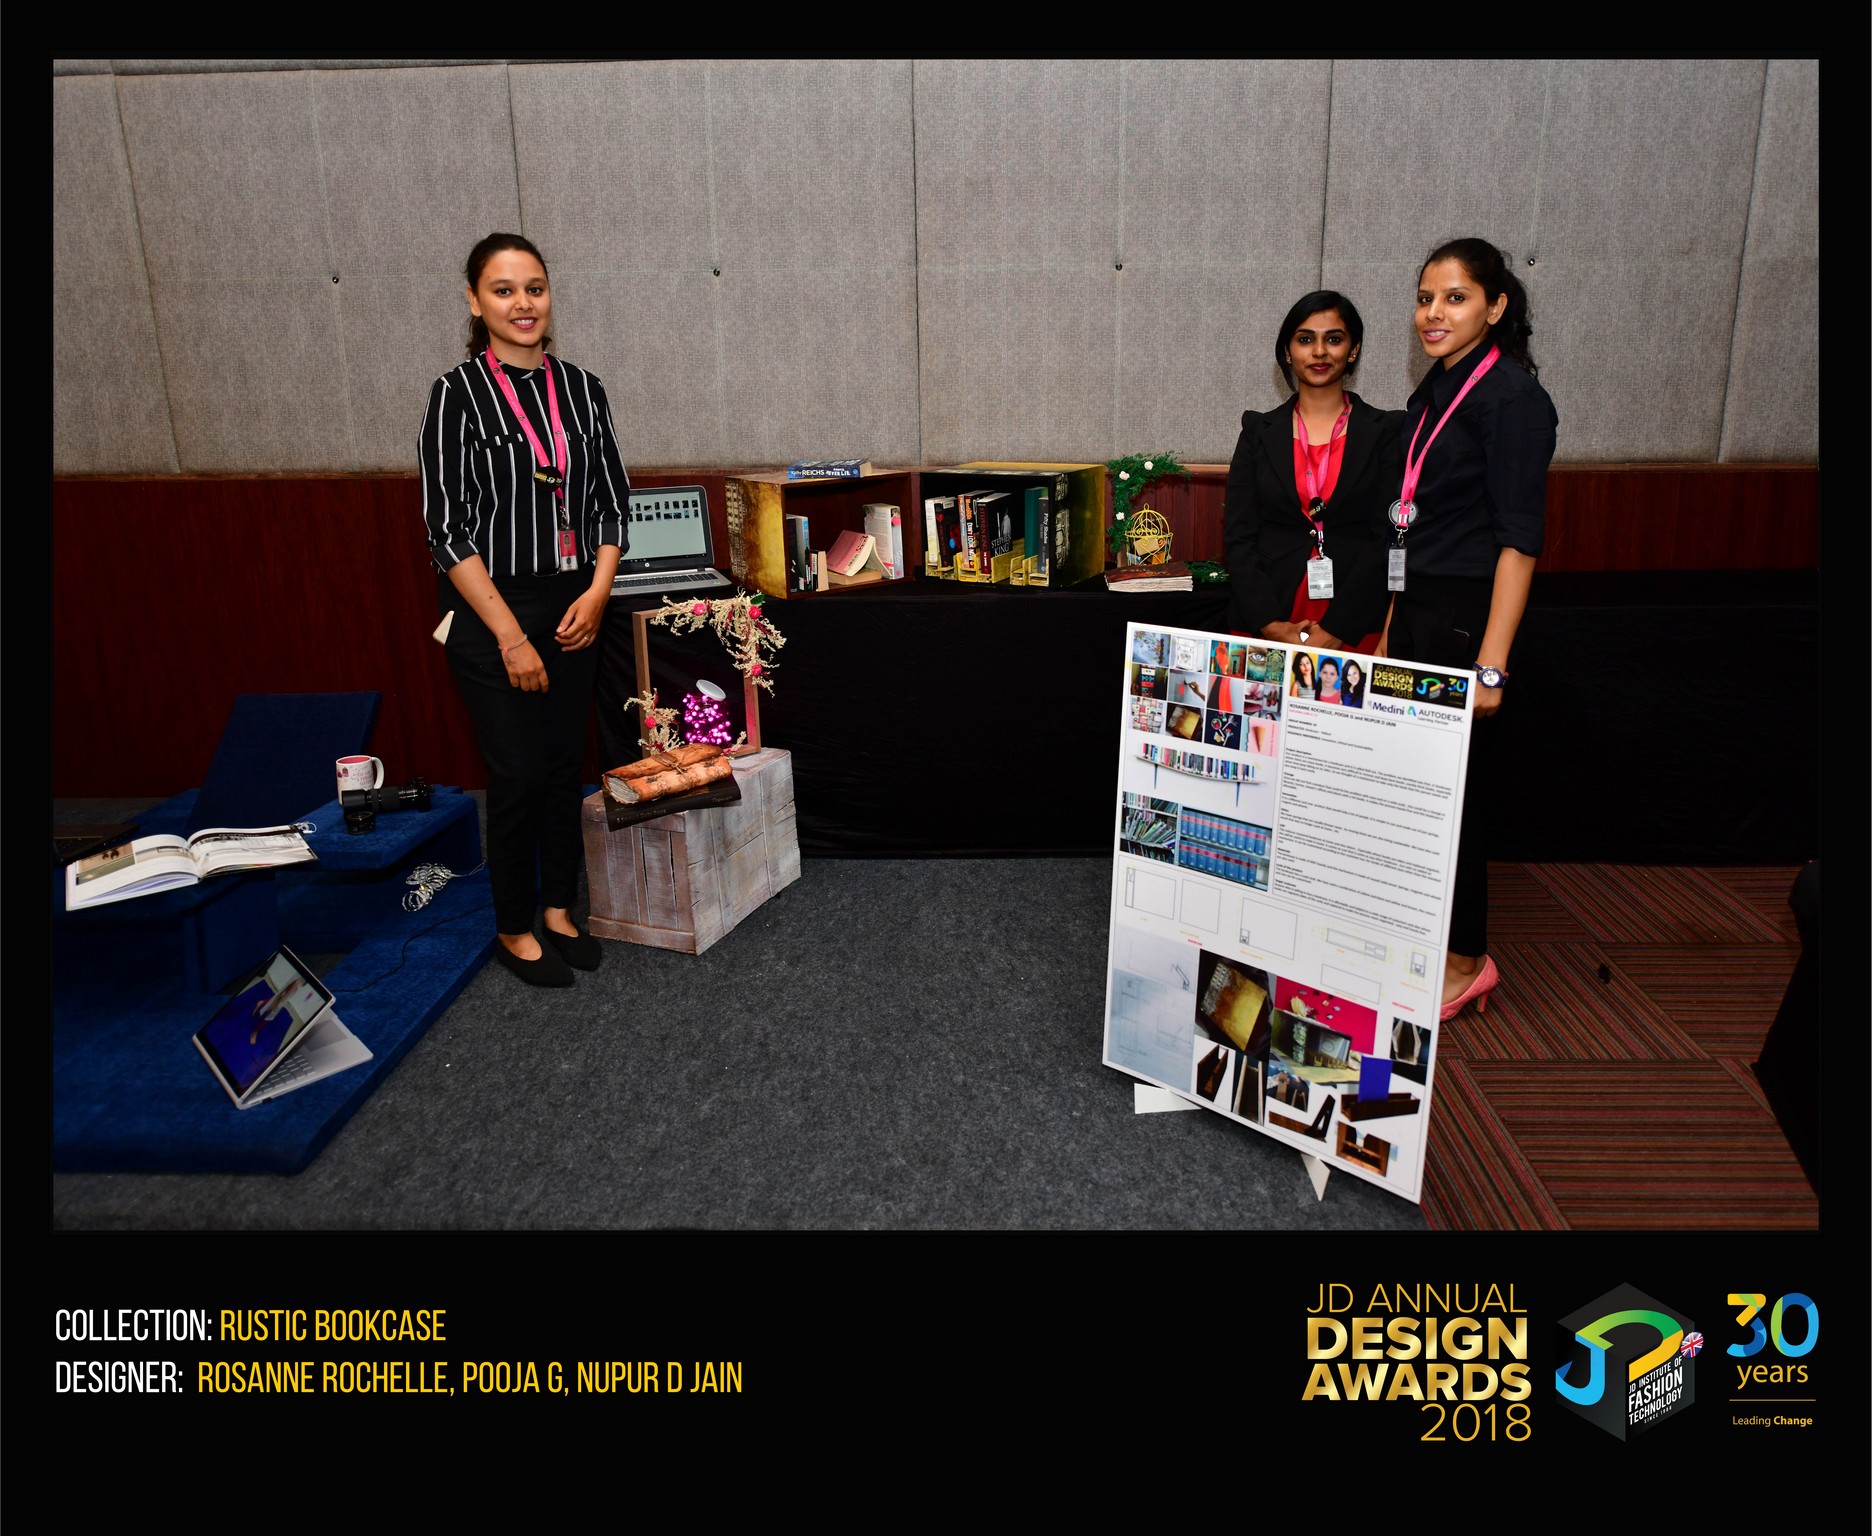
[582,747,800,954]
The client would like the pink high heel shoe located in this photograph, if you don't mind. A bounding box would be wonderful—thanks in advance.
[1440,954,1500,1022]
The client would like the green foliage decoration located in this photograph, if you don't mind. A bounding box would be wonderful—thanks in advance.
[1104,451,1190,560]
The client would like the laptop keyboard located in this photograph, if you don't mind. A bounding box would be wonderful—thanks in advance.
[258,1050,317,1093]
[611,571,732,595]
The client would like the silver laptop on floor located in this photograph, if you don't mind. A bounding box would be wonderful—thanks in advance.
[192,945,372,1109]
[610,484,734,596]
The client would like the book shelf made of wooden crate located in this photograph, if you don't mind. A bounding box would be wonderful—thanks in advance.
[722,463,1108,598]
[582,747,800,955]
[927,462,1108,588]
[722,470,920,600]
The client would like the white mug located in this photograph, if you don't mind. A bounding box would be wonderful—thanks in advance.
[336,755,385,798]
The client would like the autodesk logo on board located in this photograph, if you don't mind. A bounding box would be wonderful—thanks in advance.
[1554,1283,1698,1441]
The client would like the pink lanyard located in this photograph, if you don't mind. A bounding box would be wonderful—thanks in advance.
[1393,344,1499,533]
[484,348,567,501]
[1296,396,1351,552]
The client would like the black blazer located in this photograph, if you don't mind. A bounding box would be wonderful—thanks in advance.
[1222,393,1405,637]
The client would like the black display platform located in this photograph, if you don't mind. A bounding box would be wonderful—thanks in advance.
[598,570,1818,864]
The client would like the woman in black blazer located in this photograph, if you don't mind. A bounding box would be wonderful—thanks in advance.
[1223,291,1405,645]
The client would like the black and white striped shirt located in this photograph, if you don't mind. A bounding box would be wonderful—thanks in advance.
[419,353,631,577]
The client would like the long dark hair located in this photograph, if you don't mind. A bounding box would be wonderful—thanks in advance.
[1422,237,1536,376]
[1275,289,1366,390]
[464,232,551,360]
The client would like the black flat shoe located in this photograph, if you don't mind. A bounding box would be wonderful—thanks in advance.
[494,939,574,987]
[542,925,603,971]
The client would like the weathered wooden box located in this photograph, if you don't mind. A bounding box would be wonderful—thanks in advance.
[583,747,800,954]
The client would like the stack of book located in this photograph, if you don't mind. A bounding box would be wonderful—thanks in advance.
[922,473,1066,585]
[1104,560,1193,592]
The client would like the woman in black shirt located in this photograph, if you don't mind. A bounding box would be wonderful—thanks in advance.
[1299,238,1559,1021]
[419,232,631,987]
[1223,290,1405,645]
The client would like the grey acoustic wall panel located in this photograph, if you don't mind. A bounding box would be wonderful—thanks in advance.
[1323,60,1549,419]
[118,71,334,281]
[709,59,916,271]
[717,269,921,465]
[915,60,1122,463]
[1116,60,1329,461]
[509,61,715,274]
[118,71,349,468]
[916,60,1121,266]
[508,60,919,466]
[549,271,725,468]
[351,275,495,472]
[313,65,519,281]
[1525,59,1765,461]
[312,65,521,470]
[54,76,176,472]
[1117,263,1325,465]
[47,58,1821,479]
[920,267,1120,463]
[152,280,355,471]
[1722,59,1819,461]
[709,60,919,465]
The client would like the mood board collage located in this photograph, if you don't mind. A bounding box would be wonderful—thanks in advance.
[1104,624,1449,1202]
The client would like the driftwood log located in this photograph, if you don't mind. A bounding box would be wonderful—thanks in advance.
[603,743,734,805]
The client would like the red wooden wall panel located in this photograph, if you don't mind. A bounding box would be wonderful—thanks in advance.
[52,465,1818,798]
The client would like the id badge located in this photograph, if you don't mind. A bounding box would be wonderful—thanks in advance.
[1387,547,1408,592]
[557,528,580,572]
[1305,556,1335,600]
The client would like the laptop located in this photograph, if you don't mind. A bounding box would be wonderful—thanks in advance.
[192,944,372,1109]
[610,484,734,596]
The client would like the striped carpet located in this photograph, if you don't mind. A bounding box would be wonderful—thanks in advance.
[1418,862,1817,1232]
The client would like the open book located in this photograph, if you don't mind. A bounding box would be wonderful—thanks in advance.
[825,528,889,586]
[64,826,317,910]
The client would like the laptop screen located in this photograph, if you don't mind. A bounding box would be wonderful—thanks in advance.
[619,485,714,573]
[194,946,333,1098]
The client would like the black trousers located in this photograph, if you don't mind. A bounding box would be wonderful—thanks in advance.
[439,569,597,935]
[1385,572,1497,958]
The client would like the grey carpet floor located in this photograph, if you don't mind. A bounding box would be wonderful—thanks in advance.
[52,797,1426,1232]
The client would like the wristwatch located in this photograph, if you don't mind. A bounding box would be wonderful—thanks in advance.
[1476,665,1509,688]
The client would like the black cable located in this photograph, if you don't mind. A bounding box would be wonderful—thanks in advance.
[328,878,494,997]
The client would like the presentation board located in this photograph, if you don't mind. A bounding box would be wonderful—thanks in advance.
[1102,623,1476,1202]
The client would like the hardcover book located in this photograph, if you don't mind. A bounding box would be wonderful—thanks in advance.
[1023,484,1052,581]
[1105,560,1193,592]
[955,492,979,575]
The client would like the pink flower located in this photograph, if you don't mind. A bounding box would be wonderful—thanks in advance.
[749,663,763,676]
[691,601,709,615]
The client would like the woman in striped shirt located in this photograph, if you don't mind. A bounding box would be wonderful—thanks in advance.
[419,232,630,987]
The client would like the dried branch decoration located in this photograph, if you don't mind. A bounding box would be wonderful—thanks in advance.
[642,589,785,694]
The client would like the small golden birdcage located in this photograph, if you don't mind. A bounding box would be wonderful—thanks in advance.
[1125,506,1172,565]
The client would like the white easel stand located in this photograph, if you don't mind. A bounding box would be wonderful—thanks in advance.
[1131,1086,1333,1200]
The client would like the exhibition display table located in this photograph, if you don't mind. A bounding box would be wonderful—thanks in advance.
[595,571,1816,863]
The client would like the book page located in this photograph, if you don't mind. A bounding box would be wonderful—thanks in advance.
[65,836,197,908]
[186,829,313,877]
